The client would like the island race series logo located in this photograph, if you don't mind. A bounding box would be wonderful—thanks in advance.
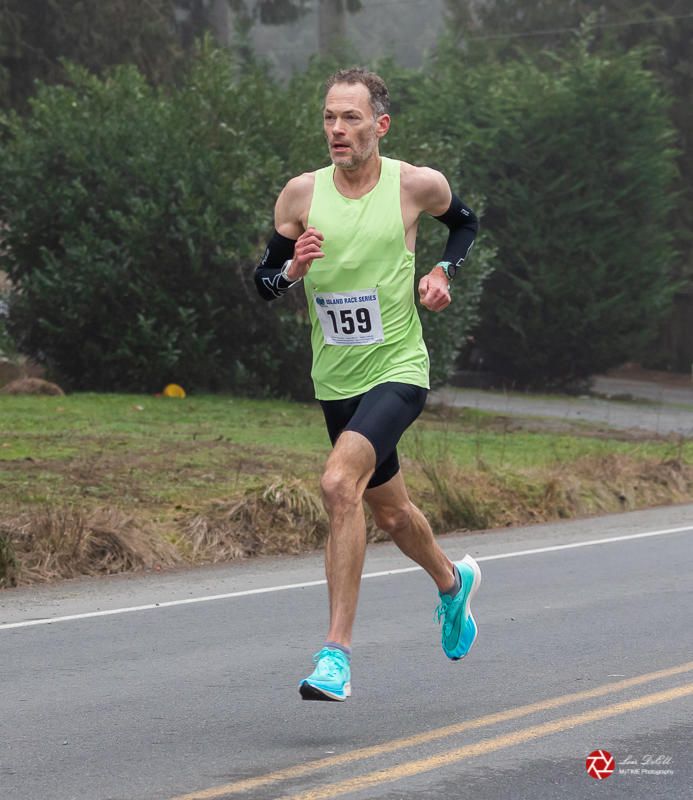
[586,750,615,780]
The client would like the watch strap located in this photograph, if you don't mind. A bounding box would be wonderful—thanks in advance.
[436,260,455,281]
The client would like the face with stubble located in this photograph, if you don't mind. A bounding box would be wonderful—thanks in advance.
[323,82,389,171]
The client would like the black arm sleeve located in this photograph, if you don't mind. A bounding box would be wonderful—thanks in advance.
[254,229,298,301]
[434,193,478,266]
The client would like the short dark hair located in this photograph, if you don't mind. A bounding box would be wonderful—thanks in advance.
[325,68,390,118]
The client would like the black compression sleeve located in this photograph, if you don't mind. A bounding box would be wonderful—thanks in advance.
[434,193,478,267]
[254,229,297,301]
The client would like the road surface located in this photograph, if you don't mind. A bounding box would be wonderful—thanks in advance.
[429,385,693,437]
[2,504,693,800]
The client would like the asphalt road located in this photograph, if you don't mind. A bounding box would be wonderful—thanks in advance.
[430,380,693,437]
[2,504,693,800]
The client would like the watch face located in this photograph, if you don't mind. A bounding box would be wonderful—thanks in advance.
[447,263,457,280]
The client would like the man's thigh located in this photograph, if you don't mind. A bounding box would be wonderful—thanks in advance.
[320,382,427,489]
[321,381,426,458]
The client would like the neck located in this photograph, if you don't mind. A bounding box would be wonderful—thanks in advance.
[334,154,382,199]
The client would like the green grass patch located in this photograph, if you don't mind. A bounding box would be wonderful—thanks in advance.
[1,392,692,587]
[403,405,693,470]
[1,393,329,454]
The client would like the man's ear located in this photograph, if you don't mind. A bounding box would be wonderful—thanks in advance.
[376,114,391,139]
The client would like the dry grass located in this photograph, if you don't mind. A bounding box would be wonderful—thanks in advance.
[0,477,391,587]
[1,376,65,395]
[178,478,329,562]
[416,454,693,532]
[0,507,177,587]
[1,455,691,588]
[1,390,692,588]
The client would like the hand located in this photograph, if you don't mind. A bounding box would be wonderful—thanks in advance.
[418,266,451,312]
[285,226,325,281]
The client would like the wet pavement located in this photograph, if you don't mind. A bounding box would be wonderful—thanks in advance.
[430,374,693,438]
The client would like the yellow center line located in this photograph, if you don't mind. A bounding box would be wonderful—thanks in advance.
[168,660,693,800]
[278,682,693,800]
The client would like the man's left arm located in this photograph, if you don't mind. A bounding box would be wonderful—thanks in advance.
[417,170,478,312]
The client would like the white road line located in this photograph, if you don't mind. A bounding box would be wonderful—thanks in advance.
[1,524,691,632]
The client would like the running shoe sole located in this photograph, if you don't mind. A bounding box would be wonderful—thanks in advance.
[299,680,352,702]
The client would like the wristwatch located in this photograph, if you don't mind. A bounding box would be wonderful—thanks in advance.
[436,260,457,281]
[280,259,301,284]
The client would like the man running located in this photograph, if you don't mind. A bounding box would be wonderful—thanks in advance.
[255,67,481,701]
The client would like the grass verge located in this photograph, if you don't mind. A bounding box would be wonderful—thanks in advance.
[1,393,692,587]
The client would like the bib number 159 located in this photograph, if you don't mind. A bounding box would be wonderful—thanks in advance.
[313,289,385,346]
[325,307,372,336]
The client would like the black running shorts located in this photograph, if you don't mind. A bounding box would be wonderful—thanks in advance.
[319,382,428,489]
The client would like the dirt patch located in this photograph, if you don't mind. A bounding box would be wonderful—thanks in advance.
[1,377,64,395]
[474,413,683,443]
[422,402,687,444]
[605,362,692,388]
[0,439,287,508]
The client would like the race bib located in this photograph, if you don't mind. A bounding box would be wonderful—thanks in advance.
[313,288,385,346]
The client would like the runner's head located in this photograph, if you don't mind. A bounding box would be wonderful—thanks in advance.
[325,68,390,120]
[323,68,390,170]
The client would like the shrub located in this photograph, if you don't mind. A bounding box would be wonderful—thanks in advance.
[0,51,313,396]
[426,42,678,388]
[0,45,495,397]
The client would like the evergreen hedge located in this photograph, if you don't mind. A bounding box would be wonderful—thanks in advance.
[0,40,678,395]
[0,54,309,395]
[421,41,678,388]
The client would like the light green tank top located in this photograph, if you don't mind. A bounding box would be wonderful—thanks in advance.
[304,157,430,400]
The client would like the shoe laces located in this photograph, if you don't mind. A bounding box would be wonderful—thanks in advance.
[434,595,452,625]
[313,648,348,677]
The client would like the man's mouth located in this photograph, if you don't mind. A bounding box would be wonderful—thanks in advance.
[331,142,350,153]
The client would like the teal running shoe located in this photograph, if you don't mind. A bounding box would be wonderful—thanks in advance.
[299,647,352,702]
[435,554,481,660]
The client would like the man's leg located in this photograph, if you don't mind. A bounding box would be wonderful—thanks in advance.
[320,430,376,648]
[365,468,482,661]
[299,430,374,701]
[364,470,455,593]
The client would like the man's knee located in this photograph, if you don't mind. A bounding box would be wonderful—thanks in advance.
[321,432,376,510]
[320,465,360,511]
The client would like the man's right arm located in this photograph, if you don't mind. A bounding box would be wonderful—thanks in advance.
[254,174,323,301]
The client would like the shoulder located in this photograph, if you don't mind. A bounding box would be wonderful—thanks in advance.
[398,161,452,217]
[279,171,317,207]
[275,171,318,237]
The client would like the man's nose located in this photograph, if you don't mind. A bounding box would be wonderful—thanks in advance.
[332,116,346,134]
